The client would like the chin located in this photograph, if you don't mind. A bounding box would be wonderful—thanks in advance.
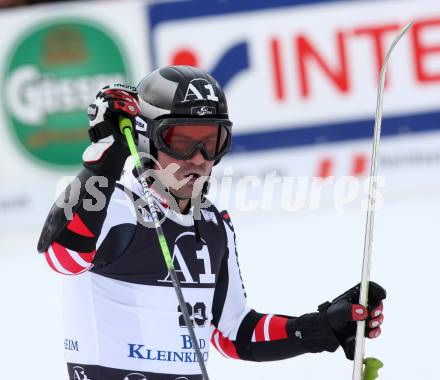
[174,184,205,200]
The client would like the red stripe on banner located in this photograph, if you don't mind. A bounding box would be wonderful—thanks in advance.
[271,37,286,101]
[254,315,268,342]
[316,157,333,178]
[52,242,88,274]
[67,214,94,237]
[212,329,240,359]
[268,316,288,340]
[353,24,400,89]
[351,153,368,177]
[45,250,63,274]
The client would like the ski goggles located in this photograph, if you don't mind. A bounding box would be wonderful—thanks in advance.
[153,120,232,161]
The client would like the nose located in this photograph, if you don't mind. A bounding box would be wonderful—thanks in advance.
[186,148,205,165]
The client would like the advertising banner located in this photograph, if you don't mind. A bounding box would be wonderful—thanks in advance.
[149,0,440,150]
[1,0,439,228]
[0,0,148,230]
[148,0,440,204]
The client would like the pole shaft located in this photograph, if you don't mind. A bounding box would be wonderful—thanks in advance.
[353,22,413,380]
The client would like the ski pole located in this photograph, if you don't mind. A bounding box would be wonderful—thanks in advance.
[119,116,210,380]
[352,22,413,380]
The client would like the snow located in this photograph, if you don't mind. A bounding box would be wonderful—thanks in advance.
[1,146,439,380]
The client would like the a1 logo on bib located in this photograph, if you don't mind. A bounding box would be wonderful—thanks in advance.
[159,231,215,284]
[72,366,90,380]
[182,78,219,102]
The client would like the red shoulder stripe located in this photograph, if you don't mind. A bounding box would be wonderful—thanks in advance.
[254,314,288,342]
[254,314,268,342]
[67,214,94,238]
[268,315,288,340]
[211,328,239,359]
[45,242,95,275]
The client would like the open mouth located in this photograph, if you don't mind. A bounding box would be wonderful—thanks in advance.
[184,173,201,183]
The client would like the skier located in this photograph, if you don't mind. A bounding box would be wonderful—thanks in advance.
[37,65,386,380]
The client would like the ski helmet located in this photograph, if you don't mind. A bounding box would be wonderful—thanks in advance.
[135,65,232,165]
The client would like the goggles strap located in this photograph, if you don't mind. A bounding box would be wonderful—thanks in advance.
[214,125,222,157]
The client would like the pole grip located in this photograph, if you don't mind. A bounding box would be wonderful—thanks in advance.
[119,116,142,170]
[362,357,384,380]
[119,116,133,133]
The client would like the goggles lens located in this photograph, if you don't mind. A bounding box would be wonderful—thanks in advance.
[160,124,230,160]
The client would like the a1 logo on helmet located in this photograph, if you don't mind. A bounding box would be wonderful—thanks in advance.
[182,78,219,103]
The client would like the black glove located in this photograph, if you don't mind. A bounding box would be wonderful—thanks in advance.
[319,282,386,360]
[83,84,140,179]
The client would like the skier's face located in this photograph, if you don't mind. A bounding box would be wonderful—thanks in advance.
[154,124,216,199]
